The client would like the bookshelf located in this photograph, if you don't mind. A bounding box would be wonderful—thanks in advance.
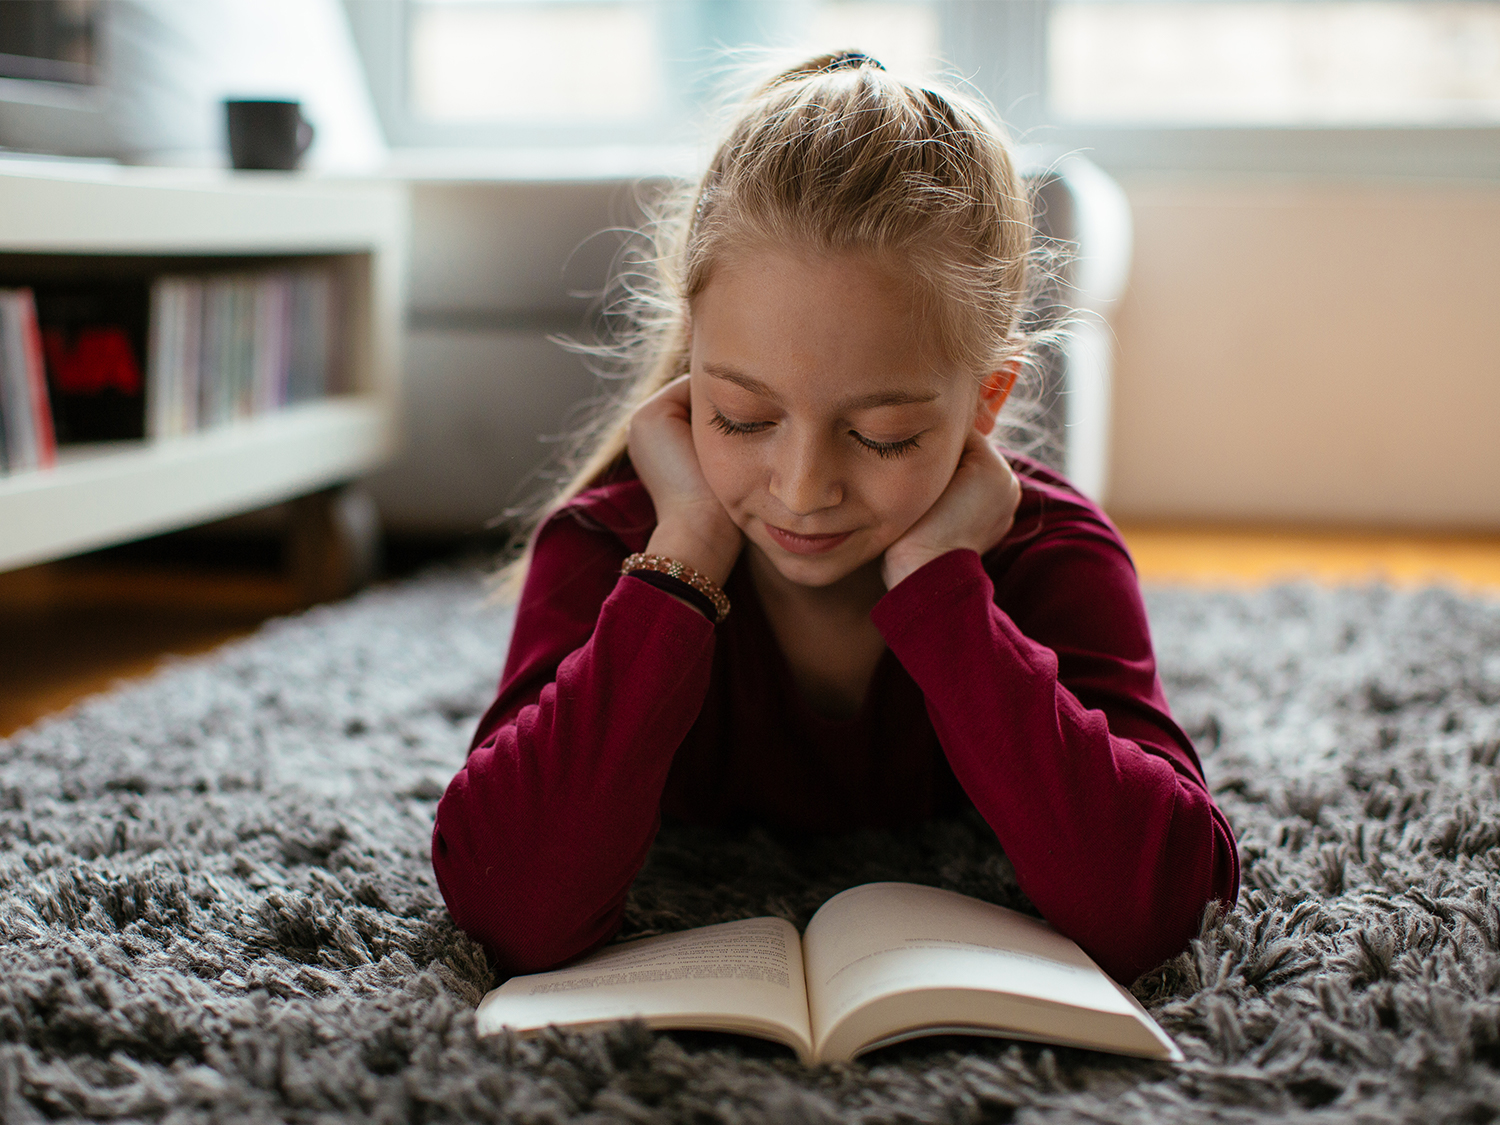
[0,160,406,575]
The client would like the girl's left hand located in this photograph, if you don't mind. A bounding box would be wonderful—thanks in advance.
[881,429,1022,590]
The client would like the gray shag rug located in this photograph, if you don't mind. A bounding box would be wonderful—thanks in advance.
[3,569,1500,1123]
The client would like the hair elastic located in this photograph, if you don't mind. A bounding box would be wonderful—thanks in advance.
[622,553,731,624]
[824,50,884,72]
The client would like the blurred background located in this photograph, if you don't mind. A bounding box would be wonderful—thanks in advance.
[2,0,1498,733]
[375,0,1500,536]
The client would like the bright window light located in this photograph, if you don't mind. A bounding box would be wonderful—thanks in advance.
[806,2,941,77]
[406,1,939,128]
[1049,1,1500,125]
[409,1,664,123]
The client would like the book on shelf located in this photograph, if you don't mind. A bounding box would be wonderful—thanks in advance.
[1,263,343,471]
[146,265,342,440]
[0,288,57,475]
[34,280,151,444]
[477,882,1183,1066]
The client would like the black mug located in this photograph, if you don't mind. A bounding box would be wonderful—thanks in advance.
[224,99,315,171]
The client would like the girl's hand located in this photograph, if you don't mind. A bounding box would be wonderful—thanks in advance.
[881,429,1022,590]
[627,375,744,585]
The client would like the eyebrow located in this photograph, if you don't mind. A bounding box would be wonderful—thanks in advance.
[703,363,939,410]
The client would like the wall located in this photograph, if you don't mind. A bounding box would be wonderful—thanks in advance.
[1107,177,1500,529]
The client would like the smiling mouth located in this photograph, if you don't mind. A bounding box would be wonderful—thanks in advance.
[764,524,854,556]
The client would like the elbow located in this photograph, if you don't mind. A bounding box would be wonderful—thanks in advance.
[1080,795,1240,985]
[1116,802,1241,984]
[430,771,628,977]
[1095,892,1234,986]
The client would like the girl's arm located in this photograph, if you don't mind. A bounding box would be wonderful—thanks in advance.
[435,377,741,977]
[431,512,718,975]
[872,533,1240,984]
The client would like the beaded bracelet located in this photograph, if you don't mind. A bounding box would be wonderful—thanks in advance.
[620,552,731,624]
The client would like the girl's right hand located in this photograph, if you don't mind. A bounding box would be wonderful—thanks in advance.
[627,375,744,586]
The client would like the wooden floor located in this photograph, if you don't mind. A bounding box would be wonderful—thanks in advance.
[1118,522,1500,593]
[0,558,301,738]
[2,523,1498,740]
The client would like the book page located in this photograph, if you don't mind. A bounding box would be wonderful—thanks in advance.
[802,883,1177,1062]
[476,917,813,1060]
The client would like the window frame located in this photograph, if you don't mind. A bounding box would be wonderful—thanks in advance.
[343,0,1500,180]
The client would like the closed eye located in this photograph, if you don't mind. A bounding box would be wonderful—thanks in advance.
[852,431,922,459]
[711,408,921,458]
[708,408,771,436]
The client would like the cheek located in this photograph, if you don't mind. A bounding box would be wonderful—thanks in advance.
[866,425,966,518]
[874,460,951,528]
[691,423,752,510]
[687,382,731,500]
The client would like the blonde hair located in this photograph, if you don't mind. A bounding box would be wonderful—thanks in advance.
[505,51,1042,592]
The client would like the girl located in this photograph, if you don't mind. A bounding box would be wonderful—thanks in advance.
[433,52,1239,986]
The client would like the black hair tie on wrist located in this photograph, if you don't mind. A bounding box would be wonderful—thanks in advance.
[628,568,719,622]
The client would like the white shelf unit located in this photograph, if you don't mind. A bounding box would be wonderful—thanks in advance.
[0,161,407,574]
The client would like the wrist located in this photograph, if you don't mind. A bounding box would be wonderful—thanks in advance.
[623,564,725,622]
[646,513,742,587]
[882,543,955,590]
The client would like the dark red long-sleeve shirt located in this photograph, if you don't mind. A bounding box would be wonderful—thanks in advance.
[432,456,1240,984]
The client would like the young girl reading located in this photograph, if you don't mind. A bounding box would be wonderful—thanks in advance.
[432,52,1240,987]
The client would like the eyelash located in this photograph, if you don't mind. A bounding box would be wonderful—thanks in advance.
[708,409,922,459]
[707,410,768,437]
[853,433,922,459]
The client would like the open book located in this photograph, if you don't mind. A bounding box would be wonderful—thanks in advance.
[476,882,1182,1065]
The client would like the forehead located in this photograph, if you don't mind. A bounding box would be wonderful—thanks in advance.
[689,245,956,398]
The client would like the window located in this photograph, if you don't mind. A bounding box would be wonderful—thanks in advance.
[408,2,667,126]
[407,0,939,126]
[344,0,1500,176]
[348,0,942,149]
[1049,1,1500,125]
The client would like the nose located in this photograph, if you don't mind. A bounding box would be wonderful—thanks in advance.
[768,431,842,516]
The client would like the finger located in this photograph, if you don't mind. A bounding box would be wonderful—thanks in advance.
[654,373,694,421]
[960,427,1007,471]
[637,373,690,410]
[654,373,692,412]
[633,377,693,431]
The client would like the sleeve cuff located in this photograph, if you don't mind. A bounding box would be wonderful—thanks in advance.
[615,572,720,640]
[870,548,993,644]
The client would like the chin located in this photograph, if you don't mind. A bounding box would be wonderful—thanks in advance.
[750,535,880,590]
[769,558,855,589]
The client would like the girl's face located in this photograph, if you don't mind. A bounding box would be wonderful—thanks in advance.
[688,245,988,590]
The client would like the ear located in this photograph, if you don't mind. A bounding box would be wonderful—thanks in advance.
[973,359,1020,436]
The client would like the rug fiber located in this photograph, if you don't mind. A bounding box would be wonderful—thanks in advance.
[2,571,1499,1122]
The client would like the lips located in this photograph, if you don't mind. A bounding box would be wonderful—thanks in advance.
[764,524,854,555]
